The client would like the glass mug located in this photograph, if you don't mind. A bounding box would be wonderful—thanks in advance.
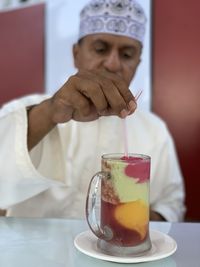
[86,153,152,256]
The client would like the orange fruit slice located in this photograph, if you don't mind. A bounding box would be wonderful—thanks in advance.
[114,200,148,239]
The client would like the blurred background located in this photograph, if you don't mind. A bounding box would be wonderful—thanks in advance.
[0,0,200,221]
[0,0,151,109]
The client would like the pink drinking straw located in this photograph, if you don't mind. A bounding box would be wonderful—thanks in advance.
[122,118,129,157]
[122,90,143,157]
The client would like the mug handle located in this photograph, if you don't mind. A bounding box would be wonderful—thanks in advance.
[86,171,113,241]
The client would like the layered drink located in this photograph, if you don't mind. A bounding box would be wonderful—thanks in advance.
[101,154,150,247]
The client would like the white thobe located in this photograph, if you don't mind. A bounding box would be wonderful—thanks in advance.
[0,95,185,221]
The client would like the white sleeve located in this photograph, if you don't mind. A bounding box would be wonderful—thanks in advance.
[0,96,66,209]
[150,130,186,222]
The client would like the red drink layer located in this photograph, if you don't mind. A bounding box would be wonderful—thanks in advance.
[121,156,150,183]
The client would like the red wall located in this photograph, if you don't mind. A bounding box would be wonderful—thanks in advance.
[0,3,45,106]
[152,0,200,221]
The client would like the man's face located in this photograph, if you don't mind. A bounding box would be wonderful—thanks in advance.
[73,33,142,86]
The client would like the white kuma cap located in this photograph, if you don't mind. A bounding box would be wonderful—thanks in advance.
[78,0,147,44]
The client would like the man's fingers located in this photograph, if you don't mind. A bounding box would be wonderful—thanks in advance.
[57,83,92,117]
[55,70,137,122]
[92,70,137,114]
[77,79,108,114]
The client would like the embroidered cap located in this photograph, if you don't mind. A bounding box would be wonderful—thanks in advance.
[78,0,147,44]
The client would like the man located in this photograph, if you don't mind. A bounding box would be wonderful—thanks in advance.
[0,0,185,221]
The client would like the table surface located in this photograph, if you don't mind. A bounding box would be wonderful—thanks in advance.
[0,217,199,267]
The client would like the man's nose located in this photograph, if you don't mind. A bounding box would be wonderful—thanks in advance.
[103,51,122,73]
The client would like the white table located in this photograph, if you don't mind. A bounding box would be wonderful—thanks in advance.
[0,218,199,267]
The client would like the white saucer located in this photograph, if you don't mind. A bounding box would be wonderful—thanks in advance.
[74,229,177,263]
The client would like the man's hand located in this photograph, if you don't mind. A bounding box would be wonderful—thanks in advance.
[50,69,137,124]
[27,70,137,150]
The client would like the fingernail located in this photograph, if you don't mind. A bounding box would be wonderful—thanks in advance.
[120,109,129,118]
[128,100,137,111]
